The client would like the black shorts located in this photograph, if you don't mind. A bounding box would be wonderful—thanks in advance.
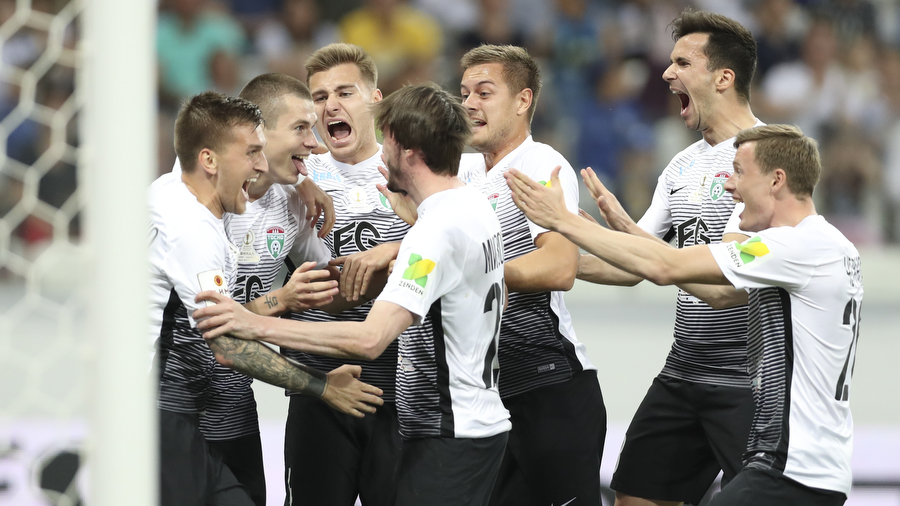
[159,410,253,506]
[207,434,265,506]
[610,375,755,506]
[708,466,846,506]
[491,370,607,506]
[283,395,401,506]
[396,433,508,506]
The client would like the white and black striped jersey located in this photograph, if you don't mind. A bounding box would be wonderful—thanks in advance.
[281,148,418,403]
[709,216,862,495]
[378,185,511,440]
[199,184,331,441]
[458,137,595,399]
[636,126,763,388]
[149,171,236,414]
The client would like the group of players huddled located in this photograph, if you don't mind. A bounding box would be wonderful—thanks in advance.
[149,8,862,506]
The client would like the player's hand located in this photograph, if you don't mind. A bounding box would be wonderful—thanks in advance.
[194,291,264,341]
[581,167,636,233]
[504,166,567,231]
[281,261,340,311]
[329,243,399,301]
[321,364,384,417]
[376,166,418,225]
[297,177,335,238]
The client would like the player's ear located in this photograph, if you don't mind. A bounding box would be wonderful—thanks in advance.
[717,68,735,93]
[371,88,383,103]
[771,168,787,192]
[516,88,532,118]
[198,148,217,175]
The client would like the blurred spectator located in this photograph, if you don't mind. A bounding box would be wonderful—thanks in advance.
[156,0,247,109]
[757,16,848,141]
[414,0,478,37]
[457,0,525,54]
[818,126,883,244]
[815,0,878,44]
[339,0,443,94]
[255,0,339,81]
[877,48,900,242]
[576,59,656,217]
[751,0,807,81]
[549,0,606,118]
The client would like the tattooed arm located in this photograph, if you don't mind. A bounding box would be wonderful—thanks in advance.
[243,261,339,317]
[207,336,383,417]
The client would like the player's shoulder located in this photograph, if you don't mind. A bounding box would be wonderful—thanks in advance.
[517,138,574,171]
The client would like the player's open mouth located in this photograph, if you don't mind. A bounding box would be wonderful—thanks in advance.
[292,155,308,176]
[242,176,257,199]
[471,117,486,129]
[328,120,352,141]
[673,90,690,115]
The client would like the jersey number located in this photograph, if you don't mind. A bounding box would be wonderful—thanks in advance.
[481,281,502,389]
[834,298,861,401]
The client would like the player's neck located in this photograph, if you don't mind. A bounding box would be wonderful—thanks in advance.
[772,196,818,229]
[482,128,529,172]
[408,169,465,207]
[702,102,757,147]
[333,137,380,166]
[247,175,274,202]
[181,171,224,218]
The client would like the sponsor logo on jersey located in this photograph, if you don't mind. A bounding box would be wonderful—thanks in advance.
[709,171,730,201]
[402,253,435,289]
[311,170,342,183]
[734,236,770,265]
[488,192,499,210]
[266,227,285,258]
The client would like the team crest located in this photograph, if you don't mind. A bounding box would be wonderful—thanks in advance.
[709,171,730,201]
[488,193,499,211]
[266,227,285,258]
[379,192,393,210]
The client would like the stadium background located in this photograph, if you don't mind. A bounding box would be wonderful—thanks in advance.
[0,0,897,504]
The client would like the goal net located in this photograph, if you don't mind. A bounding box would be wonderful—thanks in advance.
[0,0,154,504]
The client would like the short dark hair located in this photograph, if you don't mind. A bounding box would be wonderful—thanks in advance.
[671,9,757,104]
[374,83,471,177]
[174,91,263,173]
[734,124,820,197]
[239,73,312,127]
[305,43,378,90]
[460,44,542,123]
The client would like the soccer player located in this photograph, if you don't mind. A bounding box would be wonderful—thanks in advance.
[459,44,606,506]
[195,83,511,506]
[576,10,763,506]
[506,124,860,506]
[149,91,383,506]
[197,74,337,506]
[279,43,409,506]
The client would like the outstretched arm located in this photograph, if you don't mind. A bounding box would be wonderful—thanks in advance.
[504,167,731,286]
[195,292,414,361]
[206,336,382,417]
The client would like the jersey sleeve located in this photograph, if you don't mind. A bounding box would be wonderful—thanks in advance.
[162,220,231,327]
[637,170,672,238]
[520,150,579,239]
[709,229,815,291]
[377,225,460,326]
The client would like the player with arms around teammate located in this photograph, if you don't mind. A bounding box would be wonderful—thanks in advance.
[576,10,762,506]
[195,83,511,506]
[275,43,409,506]
[456,44,606,506]
[198,74,338,506]
[149,92,383,506]
[507,124,860,506]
